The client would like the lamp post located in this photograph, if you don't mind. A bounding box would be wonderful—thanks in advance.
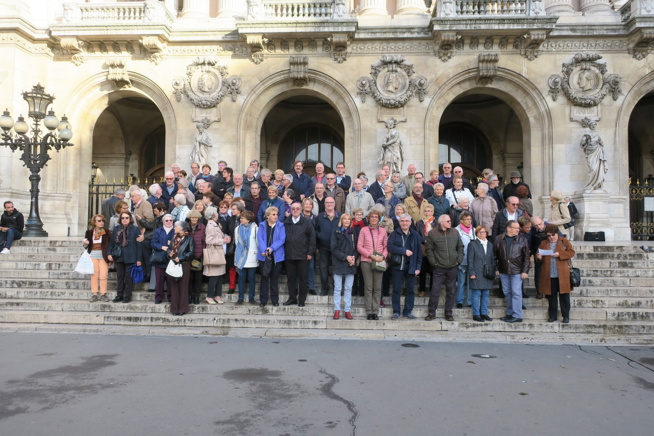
[0,84,74,237]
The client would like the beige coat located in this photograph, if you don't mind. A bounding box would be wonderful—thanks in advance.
[404,196,430,223]
[203,220,226,276]
[470,196,498,235]
[325,185,346,213]
[549,200,571,235]
[133,200,154,231]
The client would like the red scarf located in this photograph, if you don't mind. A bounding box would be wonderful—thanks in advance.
[412,192,423,207]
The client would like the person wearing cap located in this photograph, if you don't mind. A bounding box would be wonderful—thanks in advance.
[548,190,571,236]
[536,224,576,323]
[502,170,532,201]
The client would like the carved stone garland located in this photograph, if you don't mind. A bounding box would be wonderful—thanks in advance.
[290,56,309,87]
[356,55,428,108]
[478,54,499,86]
[172,57,242,108]
[107,59,131,89]
[548,53,622,107]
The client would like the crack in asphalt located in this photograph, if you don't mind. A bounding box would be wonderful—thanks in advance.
[319,368,358,436]
[607,347,654,373]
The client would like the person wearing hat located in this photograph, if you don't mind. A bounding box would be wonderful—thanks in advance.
[502,170,532,201]
[548,190,571,236]
[536,224,576,323]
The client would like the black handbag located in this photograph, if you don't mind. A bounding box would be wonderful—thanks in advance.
[584,231,605,241]
[111,244,122,259]
[569,260,581,288]
[262,255,274,276]
[483,262,496,280]
[150,250,168,266]
[225,241,236,256]
[559,204,575,229]
[390,254,403,267]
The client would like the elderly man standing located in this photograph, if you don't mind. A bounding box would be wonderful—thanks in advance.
[314,197,341,296]
[494,220,530,323]
[388,214,422,319]
[345,178,375,216]
[102,187,125,221]
[503,170,532,200]
[367,170,386,202]
[415,172,434,199]
[325,173,346,213]
[401,164,417,194]
[404,183,429,223]
[492,196,525,240]
[488,175,504,211]
[425,214,463,322]
[283,202,317,307]
[228,173,250,198]
[470,182,498,236]
[438,162,454,187]
[132,189,154,279]
[159,171,178,211]
[292,161,314,199]
[445,166,472,191]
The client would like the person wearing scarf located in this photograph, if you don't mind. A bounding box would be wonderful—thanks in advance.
[168,221,194,316]
[107,212,142,303]
[151,214,175,304]
[350,208,367,297]
[84,214,112,302]
[404,183,430,224]
[234,211,259,304]
[455,211,476,309]
[415,204,435,297]
[330,214,359,319]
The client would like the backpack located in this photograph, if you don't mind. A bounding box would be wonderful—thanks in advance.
[567,202,579,220]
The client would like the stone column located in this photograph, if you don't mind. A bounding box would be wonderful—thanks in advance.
[395,0,428,15]
[579,0,613,14]
[358,0,388,16]
[179,0,209,19]
[217,0,246,19]
[544,0,575,13]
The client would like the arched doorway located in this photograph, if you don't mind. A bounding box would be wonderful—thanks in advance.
[438,94,522,184]
[92,97,165,182]
[627,91,654,240]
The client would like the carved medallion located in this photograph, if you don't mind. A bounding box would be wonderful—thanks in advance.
[356,55,427,108]
[548,53,622,107]
[175,58,242,108]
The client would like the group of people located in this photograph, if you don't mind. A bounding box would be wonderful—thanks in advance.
[85,158,576,322]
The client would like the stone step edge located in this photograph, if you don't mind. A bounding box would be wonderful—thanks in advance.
[0,323,652,346]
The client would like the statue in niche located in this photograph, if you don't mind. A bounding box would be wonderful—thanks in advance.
[384,71,402,94]
[580,124,607,192]
[379,118,404,174]
[190,123,213,166]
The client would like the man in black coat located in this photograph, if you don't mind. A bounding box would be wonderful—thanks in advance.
[415,172,435,199]
[367,170,386,202]
[291,161,314,199]
[159,171,178,211]
[488,175,504,211]
[283,202,317,307]
[0,201,24,254]
[314,197,341,296]
[503,171,532,200]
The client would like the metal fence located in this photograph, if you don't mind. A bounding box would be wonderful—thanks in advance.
[88,176,163,223]
[629,178,654,241]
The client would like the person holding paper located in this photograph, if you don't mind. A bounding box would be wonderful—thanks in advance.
[536,224,576,323]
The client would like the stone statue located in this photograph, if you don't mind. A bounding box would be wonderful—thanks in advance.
[334,0,348,18]
[378,118,404,174]
[247,0,264,20]
[580,127,607,192]
[190,123,213,166]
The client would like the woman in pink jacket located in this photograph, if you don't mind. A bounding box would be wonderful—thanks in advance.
[357,209,388,320]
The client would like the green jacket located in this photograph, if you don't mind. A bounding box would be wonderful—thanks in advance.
[425,226,464,269]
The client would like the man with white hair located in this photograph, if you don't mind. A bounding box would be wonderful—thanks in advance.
[345,178,375,216]
[147,184,162,207]
[401,164,417,194]
[159,171,178,210]
[444,166,472,191]
[171,163,181,180]
[367,170,386,202]
[388,213,422,320]
[282,174,301,202]
[228,173,250,198]
[102,187,125,221]
[243,167,257,187]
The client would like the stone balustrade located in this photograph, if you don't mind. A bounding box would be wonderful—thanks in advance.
[437,0,546,16]
[62,1,174,26]
[621,0,654,21]
[249,1,341,20]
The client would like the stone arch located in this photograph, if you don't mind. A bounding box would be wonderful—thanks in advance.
[424,67,553,212]
[237,69,361,172]
[55,72,177,235]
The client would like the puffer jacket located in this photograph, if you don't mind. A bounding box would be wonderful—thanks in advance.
[330,228,359,276]
[189,222,206,260]
[357,226,388,263]
[493,233,530,275]
[425,226,463,269]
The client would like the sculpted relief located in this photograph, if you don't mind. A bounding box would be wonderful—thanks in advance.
[357,55,428,108]
[173,58,242,108]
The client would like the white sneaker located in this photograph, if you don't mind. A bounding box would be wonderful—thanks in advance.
[0,248,9,254]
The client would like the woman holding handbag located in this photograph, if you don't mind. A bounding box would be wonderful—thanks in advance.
[356,209,388,320]
[186,209,206,305]
[536,224,576,323]
[235,211,259,305]
[167,221,194,316]
[151,214,175,304]
[257,206,286,307]
[467,224,495,322]
[83,214,112,302]
[203,207,226,304]
[107,212,142,303]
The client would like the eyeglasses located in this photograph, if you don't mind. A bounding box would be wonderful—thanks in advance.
[96,219,105,222]
[164,219,173,222]
[547,234,558,237]
[165,177,174,180]
[291,207,301,211]
[121,217,131,220]
[478,230,487,234]
[509,203,519,206]
[443,219,451,223]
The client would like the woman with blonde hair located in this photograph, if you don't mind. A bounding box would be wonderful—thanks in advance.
[191,200,208,225]
[331,213,358,319]
[203,206,226,304]
[84,214,112,302]
[549,190,571,235]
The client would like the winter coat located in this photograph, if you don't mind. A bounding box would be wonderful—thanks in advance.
[404,195,430,223]
[549,200,571,235]
[257,197,286,224]
[292,172,314,198]
[503,181,532,200]
[284,215,317,260]
[139,214,163,241]
[367,181,385,202]
[376,195,402,220]
[357,226,388,263]
[425,226,463,269]
[257,221,286,263]
[325,185,346,213]
[517,198,533,218]
[108,225,142,264]
[337,175,352,193]
[189,222,206,260]
[427,195,451,219]
[159,183,178,207]
[467,239,496,290]
[393,181,408,200]
[151,227,175,266]
[387,227,423,274]
[379,215,394,235]
[315,211,341,249]
[537,237,576,295]
[470,196,498,235]
[203,220,226,277]
[330,228,359,276]
[345,191,375,216]
[493,233,530,275]
[491,208,525,240]
[85,229,112,263]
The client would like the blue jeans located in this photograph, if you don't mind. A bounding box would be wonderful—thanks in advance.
[470,289,490,316]
[456,265,471,306]
[238,267,257,301]
[333,274,354,312]
[500,273,524,319]
[0,228,22,249]
[392,268,416,316]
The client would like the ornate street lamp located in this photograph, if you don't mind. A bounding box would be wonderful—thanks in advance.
[0,84,73,237]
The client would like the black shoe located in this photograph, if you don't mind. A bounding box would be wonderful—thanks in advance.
[188,296,192,304]
[372,314,379,320]
[259,302,267,307]
[309,289,317,295]
[113,296,123,303]
[249,299,257,305]
[148,289,155,293]
[235,299,244,305]
[367,314,373,320]
[228,289,235,294]
[506,317,523,323]
[482,314,493,321]
[500,315,513,322]
[193,296,200,305]
[298,303,305,307]
[272,302,279,307]
[522,304,526,310]
[562,317,570,324]
[473,315,484,322]
[548,317,557,322]
[456,303,463,308]
[445,315,454,322]
[154,299,162,304]
[283,299,298,306]
[522,292,530,299]
[122,297,131,303]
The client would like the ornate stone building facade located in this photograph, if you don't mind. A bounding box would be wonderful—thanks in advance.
[1,0,654,240]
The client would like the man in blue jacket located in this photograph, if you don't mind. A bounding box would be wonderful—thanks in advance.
[314,197,341,296]
[388,214,422,319]
[292,161,314,199]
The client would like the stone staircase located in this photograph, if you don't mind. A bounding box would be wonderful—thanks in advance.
[1,238,653,344]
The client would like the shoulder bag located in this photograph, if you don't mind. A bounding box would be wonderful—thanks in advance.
[165,260,183,281]
[559,204,575,229]
[203,245,226,266]
[562,242,581,288]
[369,228,387,272]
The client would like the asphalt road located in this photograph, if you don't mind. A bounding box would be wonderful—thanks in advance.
[0,333,653,436]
